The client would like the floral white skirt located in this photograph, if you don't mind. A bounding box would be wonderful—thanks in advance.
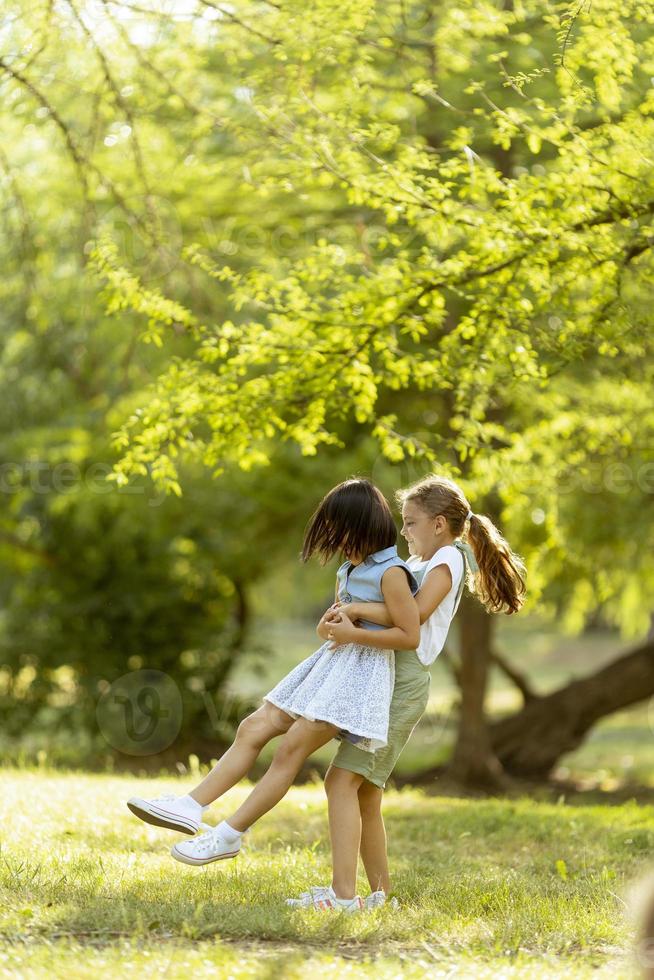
[263,639,394,752]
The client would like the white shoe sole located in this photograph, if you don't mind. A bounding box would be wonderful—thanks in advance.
[170,842,240,866]
[126,797,199,835]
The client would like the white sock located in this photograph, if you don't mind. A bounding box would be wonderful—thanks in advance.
[217,819,244,843]
[329,885,356,905]
[180,794,209,812]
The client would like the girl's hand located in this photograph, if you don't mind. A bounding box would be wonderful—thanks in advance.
[319,603,345,627]
[325,610,358,646]
[317,608,337,641]
[328,601,360,622]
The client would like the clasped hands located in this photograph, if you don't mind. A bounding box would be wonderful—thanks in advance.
[318,600,360,646]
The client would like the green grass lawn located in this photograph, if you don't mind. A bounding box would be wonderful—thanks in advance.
[1,768,653,977]
[2,616,653,975]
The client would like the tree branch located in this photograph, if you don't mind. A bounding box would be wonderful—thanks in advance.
[490,647,537,703]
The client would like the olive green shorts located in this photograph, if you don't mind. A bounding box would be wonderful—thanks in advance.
[331,650,430,789]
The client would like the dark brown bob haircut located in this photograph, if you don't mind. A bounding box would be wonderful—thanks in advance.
[301,478,397,565]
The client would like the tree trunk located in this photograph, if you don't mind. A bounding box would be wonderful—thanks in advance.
[447,592,508,787]
[489,637,654,777]
[231,578,249,649]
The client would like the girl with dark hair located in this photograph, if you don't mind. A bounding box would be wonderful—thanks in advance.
[127,478,420,908]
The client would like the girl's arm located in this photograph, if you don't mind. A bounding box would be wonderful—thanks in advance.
[328,567,420,650]
[337,565,454,627]
[335,600,391,627]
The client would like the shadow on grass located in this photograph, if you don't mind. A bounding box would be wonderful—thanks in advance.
[392,768,654,807]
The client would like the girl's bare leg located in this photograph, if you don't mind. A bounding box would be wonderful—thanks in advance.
[225,717,339,832]
[324,764,364,899]
[357,780,390,894]
[188,702,295,807]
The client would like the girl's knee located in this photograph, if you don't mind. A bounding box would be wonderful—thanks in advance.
[235,710,272,749]
[236,703,294,746]
[270,732,309,770]
[325,765,363,796]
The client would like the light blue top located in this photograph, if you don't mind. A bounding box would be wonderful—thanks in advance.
[336,545,419,632]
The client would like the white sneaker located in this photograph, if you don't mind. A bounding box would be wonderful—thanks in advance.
[126,794,210,835]
[364,890,399,909]
[171,825,241,865]
[285,884,331,908]
[311,885,363,913]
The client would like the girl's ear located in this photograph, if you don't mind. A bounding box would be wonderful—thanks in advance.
[432,514,447,533]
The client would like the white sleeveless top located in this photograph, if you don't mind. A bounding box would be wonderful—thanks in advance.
[407,544,465,666]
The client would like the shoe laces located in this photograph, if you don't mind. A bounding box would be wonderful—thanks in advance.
[365,891,399,909]
[312,886,362,911]
[192,826,231,853]
[289,885,330,905]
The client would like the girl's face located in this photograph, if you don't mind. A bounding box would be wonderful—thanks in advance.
[401,500,447,560]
